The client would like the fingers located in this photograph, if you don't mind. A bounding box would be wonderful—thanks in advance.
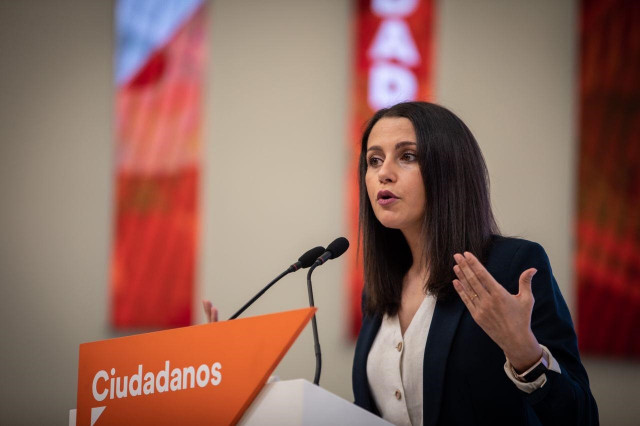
[518,268,537,296]
[461,252,501,294]
[202,300,212,322]
[452,264,478,306]
[202,299,218,323]
[453,279,476,313]
[453,253,489,300]
[211,306,218,322]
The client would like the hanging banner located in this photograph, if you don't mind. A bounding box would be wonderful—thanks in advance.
[347,0,434,338]
[110,0,206,328]
[576,0,640,357]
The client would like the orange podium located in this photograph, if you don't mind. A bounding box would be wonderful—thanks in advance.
[72,308,316,426]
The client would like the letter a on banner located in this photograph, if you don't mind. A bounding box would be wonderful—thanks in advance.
[110,0,206,328]
[347,0,434,338]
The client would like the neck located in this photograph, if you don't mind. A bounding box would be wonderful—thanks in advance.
[402,224,427,279]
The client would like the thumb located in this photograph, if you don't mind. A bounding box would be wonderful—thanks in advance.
[518,268,537,296]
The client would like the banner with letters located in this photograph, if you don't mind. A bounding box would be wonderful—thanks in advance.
[347,0,434,338]
[75,308,315,425]
[110,0,206,328]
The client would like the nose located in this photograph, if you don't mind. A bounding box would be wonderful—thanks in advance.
[378,157,396,183]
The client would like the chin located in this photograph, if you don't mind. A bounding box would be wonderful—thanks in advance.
[374,213,405,230]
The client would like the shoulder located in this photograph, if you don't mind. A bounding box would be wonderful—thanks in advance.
[486,235,549,267]
[487,235,546,259]
[485,235,552,293]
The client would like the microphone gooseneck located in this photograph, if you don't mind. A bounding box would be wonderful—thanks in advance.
[228,245,325,320]
[229,269,290,320]
[307,263,322,385]
[306,236,350,385]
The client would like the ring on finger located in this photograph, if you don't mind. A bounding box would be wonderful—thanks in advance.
[470,293,478,300]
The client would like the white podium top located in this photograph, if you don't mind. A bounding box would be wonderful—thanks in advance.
[239,379,392,426]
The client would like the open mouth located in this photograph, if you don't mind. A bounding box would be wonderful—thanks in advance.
[377,190,399,205]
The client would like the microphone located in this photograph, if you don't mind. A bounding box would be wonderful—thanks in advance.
[306,237,350,385]
[228,245,325,320]
[313,237,350,266]
[288,246,326,272]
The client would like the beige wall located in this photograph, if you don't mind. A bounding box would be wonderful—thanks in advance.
[0,0,637,424]
[0,1,113,425]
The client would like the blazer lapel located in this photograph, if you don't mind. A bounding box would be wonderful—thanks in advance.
[422,296,465,426]
[353,314,382,414]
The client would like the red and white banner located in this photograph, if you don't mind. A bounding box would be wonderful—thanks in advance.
[110,2,207,328]
[347,0,435,338]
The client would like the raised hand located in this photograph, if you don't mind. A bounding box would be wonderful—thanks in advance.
[452,252,542,372]
[202,299,218,323]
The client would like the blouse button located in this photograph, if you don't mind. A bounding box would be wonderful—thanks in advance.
[395,389,402,400]
[396,342,403,352]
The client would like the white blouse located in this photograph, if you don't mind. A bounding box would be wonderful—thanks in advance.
[366,295,436,426]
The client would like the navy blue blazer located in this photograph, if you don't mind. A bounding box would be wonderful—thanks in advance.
[353,236,598,425]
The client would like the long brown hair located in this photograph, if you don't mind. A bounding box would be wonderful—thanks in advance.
[359,102,499,316]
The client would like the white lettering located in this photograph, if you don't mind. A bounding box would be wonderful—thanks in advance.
[368,62,417,110]
[183,366,195,389]
[90,361,222,402]
[210,362,222,386]
[92,370,109,402]
[156,361,169,393]
[196,364,209,388]
[143,372,155,395]
[372,0,419,17]
[109,368,116,400]
[170,368,182,391]
[129,365,142,397]
[369,19,420,66]
[115,376,128,398]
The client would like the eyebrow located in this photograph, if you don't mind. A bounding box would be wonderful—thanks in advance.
[366,141,417,152]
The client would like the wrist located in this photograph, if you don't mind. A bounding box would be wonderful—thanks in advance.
[505,333,542,373]
[511,348,549,383]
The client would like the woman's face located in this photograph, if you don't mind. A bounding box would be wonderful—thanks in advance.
[365,117,426,234]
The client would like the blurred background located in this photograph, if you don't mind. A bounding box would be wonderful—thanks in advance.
[0,0,638,425]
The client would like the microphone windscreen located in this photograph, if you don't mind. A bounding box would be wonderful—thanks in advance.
[299,246,326,268]
[327,237,350,259]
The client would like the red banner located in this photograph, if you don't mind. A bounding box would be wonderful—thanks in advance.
[576,0,640,357]
[347,0,434,338]
[110,4,206,328]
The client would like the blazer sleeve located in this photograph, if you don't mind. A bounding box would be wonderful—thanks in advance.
[508,241,599,425]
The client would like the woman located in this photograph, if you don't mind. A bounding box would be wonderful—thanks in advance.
[352,101,598,425]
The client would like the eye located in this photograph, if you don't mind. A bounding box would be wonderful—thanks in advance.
[367,155,383,167]
[400,151,417,162]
